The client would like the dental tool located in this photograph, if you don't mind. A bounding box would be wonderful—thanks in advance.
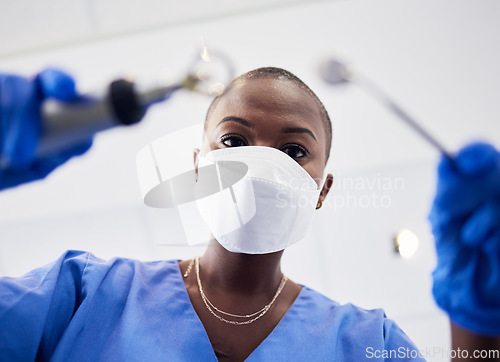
[36,48,234,157]
[319,58,455,161]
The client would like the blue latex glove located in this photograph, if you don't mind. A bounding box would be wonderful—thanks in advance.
[0,68,92,190]
[429,142,500,335]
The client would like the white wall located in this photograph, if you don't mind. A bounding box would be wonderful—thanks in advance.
[1,0,499,360]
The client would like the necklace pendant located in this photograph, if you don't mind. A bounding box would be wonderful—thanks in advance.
[184,258,195,278]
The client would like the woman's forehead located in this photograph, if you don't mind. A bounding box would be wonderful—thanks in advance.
[207,78,323,129]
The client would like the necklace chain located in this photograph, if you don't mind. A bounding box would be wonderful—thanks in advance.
[192,256,288,325]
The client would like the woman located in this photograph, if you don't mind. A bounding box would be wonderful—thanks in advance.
[1,67,499,361]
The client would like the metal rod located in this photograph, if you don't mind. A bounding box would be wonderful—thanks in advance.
[351,73,455,162]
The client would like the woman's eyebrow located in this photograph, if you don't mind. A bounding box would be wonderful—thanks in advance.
[281,127,317,142]
[217,116,254,129]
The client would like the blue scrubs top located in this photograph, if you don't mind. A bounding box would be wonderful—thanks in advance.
[0,250,424,361]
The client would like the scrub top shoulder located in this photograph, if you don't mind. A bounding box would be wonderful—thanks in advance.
[0,250,424,361]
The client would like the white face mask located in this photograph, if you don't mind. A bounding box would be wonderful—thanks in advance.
[195,146,323,254]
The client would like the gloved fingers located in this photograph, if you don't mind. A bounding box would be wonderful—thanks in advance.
[437,153,458,179]
[0,139,93,191]
[0,74,40,165]
[431,179,500,220]
[437,142,499,180]
[454,142,499,176]
[477,247,500,305]
[433,143,500,218]
[36,68,77,102]
[0,168,40,190]
[462,200,500,247]
[483,229,500,254]
[33,139,93,177]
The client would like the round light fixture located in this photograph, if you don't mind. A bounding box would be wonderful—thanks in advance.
[394,229,419,258]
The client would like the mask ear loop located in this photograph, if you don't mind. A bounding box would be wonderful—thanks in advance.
[194,147,201,183]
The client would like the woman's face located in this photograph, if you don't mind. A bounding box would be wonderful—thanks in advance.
[197,77,333,203]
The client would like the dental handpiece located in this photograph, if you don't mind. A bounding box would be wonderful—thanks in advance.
[319,59,455,162]
[36,46,234,158]
[36,75,199,158]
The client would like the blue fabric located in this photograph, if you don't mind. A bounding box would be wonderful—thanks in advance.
[0,251,423,361]
[429,142,500,335]
[0,68,92,190]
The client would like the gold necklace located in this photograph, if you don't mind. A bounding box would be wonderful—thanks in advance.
[189,256,288,325]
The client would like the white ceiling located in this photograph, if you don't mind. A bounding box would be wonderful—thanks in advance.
[0,0,318,58]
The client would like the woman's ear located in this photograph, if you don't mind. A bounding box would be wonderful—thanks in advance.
[316,173,334,209]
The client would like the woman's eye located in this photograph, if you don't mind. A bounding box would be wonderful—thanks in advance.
[220,134,247,147]
[282,144,308,159]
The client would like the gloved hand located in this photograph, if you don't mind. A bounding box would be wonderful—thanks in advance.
[429,142,500,335]
[0,68,92,190]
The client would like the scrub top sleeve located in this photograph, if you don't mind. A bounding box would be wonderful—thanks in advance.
[0,250,90,361]
[383,318,426,361]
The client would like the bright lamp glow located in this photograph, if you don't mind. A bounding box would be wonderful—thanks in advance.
[394,229,419,258]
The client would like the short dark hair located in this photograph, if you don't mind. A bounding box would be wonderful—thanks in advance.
[205,67,332,162]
